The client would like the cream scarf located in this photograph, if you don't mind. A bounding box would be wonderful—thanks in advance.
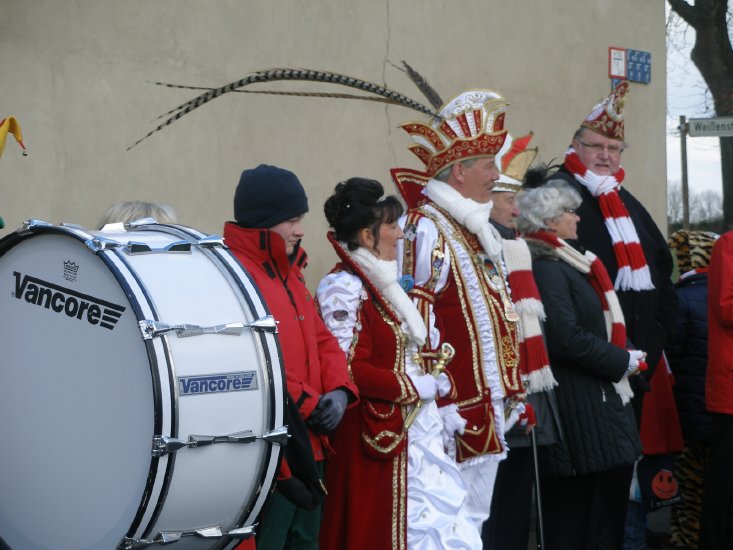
[424,179,503,261]
[349,246,427,346]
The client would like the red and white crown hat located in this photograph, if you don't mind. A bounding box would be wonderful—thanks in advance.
[493,132,538,192]
[581,81,629,141]
[399,89,509,178]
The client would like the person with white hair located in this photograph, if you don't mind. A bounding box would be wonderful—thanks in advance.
[516,179,644,549]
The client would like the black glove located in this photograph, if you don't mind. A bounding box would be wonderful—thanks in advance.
[307,389,348,434]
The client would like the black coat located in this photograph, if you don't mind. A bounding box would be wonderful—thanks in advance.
[549,167,678,391]
[664,272,713,443]
[528,240,642,478]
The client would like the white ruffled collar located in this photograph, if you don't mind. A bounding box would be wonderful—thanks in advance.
[348,246,427,346]
[424,179,503,260]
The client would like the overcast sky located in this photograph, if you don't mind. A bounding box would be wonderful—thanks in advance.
[665,7,724,195]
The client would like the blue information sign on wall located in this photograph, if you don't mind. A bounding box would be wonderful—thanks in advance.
[626,49,651,84]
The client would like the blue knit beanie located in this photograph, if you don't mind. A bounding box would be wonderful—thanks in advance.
[234,164,309,228]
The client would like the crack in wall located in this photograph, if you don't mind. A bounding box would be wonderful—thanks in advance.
[383,0,399,169]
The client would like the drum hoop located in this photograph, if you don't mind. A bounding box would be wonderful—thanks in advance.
[104,247,177,540]
[0,223,174,543]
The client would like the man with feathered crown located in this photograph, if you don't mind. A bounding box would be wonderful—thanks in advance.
[392,90,556,530]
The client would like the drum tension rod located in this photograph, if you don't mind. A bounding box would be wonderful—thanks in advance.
[152,426,289,457]
[119,524,256,549]
[124,240,192,254]
[139,315,278,340]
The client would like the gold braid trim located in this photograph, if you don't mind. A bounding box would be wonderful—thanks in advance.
[362,430,406,455]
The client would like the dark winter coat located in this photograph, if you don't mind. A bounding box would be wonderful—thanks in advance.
[549,167,678,391]
[665,272,713,443]
[528,240,642,478]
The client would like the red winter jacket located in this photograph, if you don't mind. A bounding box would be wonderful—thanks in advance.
[707,231,733,415]
[223,222,358,461]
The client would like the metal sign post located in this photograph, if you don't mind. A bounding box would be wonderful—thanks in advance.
[677,116,731,230]
[680,116,690,229]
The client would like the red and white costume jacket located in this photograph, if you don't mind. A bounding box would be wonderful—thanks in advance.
[398,180,523,464]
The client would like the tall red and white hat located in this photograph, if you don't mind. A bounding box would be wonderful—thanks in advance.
[581,81,629,141]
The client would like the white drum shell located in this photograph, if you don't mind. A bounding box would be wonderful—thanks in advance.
[0,223,285,550]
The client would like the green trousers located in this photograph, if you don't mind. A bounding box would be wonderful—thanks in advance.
[255,462,324,550]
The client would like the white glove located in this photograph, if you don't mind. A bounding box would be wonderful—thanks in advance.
[409,373,438,401]
[628,350,646,368]
[436,372,452,398]
[439,403,467,435]
[504,401,526,432]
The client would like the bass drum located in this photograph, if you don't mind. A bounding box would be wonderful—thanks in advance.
[0,220,286,550]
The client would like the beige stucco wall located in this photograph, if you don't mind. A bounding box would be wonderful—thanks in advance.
[1,1,667,289]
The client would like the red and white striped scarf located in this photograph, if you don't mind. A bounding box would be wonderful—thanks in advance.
[679,266,708,282]
[526,230,640,403]
[564,149,654,292]
[501,238,556,394]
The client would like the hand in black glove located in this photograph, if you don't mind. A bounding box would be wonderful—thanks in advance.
[307,389,348,435]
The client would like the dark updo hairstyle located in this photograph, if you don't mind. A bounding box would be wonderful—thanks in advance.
[323,177,404,252]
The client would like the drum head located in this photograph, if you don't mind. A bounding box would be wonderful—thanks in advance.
[0,232,156,549]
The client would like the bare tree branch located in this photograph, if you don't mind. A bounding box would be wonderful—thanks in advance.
[667,0,698,27]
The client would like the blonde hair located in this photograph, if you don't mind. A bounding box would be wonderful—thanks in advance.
[99,200,178,227]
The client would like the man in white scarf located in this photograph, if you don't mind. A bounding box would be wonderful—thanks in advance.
[392,89,523,530]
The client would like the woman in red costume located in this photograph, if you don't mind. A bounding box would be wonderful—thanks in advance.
[316,178,480,549]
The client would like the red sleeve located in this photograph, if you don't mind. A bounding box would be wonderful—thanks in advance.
[278,457,292,481]
[284,374,322,420]
[710,234,733,327]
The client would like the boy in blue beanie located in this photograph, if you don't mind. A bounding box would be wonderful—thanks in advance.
[223,164,358,549]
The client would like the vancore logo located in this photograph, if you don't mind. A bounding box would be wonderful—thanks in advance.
[179,371,258,396]
[12,271,126,330]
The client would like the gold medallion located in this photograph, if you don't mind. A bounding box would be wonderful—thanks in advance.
[503,296,520,323]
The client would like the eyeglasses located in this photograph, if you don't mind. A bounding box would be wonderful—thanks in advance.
[576,139,624,154]
[564,208,577,215]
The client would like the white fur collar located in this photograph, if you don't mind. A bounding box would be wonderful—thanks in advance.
[424,179,503,260]
[349,246,427,346]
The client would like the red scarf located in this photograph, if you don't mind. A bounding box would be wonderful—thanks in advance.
[564,149,654,292]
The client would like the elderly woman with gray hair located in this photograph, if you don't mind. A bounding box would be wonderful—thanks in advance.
[515,180,644,550]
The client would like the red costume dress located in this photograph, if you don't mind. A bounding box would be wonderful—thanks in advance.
[317,236,480,550]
